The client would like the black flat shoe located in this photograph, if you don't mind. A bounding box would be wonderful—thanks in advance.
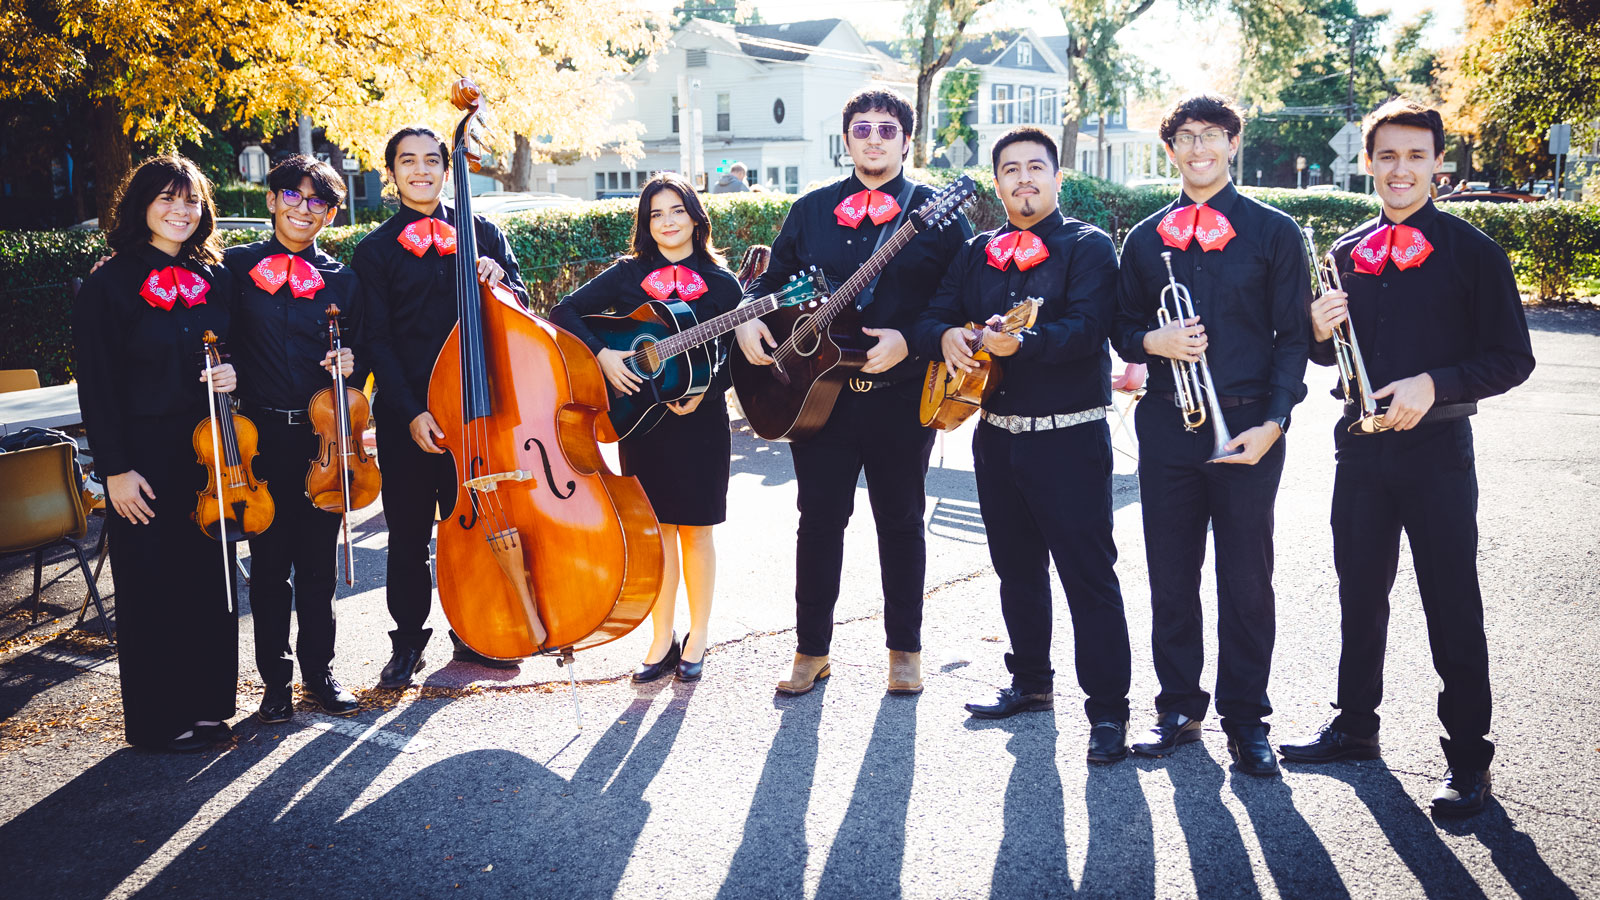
[1279,723,1381,763]
[1131,712,1203,757]
[303,672,360,717]
[378,647,426,690]
[1226,724,1281,777]
[1087,720,1129,764]
[965,687,1054,719]
[676,633,704,682]
[257,686,294,724]
[1432,769,1491,818]
[449,630,522,669]
[163,730,211,753]
[632,636,681,684]
[195,721,232,745]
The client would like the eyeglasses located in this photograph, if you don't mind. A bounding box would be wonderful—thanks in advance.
[1170,129,1230,149]
[848,122,901,141]
[279,188,333,215]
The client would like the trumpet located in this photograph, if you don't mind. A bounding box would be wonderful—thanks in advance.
[1159,251,1238,460]
[1303,227,1388,435]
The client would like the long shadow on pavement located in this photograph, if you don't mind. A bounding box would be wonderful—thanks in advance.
[1436,797,1580,900]
[965,713,1074,897]
[1230,769,1351,898]
[815,693,919,899]
[1082,743,1156,898]
[1149,744,1264,899]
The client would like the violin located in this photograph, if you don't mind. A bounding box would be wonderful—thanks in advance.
[426,79,663,697]
[193,331,274,606]
[306,304,381,585]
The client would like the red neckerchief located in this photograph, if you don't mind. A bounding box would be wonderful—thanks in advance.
[985,230,1049,271]
[140,267,209,311]
[640,265,709,302]
[835,189,900,228]
[397,217,458,257]
[1158,202,1236,252]
[1350,223,1433,274]
[249,253,326,299]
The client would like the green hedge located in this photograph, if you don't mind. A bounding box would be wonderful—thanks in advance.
[3,176,1595,386]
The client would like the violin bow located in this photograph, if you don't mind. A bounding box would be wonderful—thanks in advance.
[328,305,355,585]
[202,339,235,612]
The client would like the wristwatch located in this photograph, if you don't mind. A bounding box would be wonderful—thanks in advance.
[1267,415,1289,434]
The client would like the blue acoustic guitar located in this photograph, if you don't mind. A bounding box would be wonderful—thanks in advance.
[585,267,826,442]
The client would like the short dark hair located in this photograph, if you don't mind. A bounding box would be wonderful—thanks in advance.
[1362,98,1446,158]
[383,126,449,172]
[1159,94,1244,145]
[991,127,1059,173]
[841,89,915,143]
[266,154,347,206]
[107,154,222,266]
[631,172,726,268]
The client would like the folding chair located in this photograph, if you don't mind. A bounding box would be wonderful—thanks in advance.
[1108,362,1147,463]
[0,442,114,640]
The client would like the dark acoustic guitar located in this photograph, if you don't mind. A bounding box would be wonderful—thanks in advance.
[918,296,1041,430]
[584,268,825,442]
[729,176,978,441]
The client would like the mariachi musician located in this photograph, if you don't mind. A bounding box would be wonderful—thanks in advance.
[734,88,970,696]
[225,155,365,722]
[73,155,240,752]
[911,127,1133,761]
[356,126,530,688]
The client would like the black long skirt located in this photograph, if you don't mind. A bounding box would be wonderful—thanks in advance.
[107,414,239,748]
[618,390,731,527]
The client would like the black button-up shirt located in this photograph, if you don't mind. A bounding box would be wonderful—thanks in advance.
[1312,199,1535,405]
[911,210,1119,416]
[745,172,972,382]
[72,243,234,477]
[548,250,744,394]
[1112,182,1311,423]
[354,202,529,423]
[224,237,367,411]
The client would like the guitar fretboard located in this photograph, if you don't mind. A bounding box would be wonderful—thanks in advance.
[649,289,795,362]
[787,222,920,348]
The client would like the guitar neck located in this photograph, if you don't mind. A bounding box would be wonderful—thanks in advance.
[814,221,919,327]
[652,288,793,361]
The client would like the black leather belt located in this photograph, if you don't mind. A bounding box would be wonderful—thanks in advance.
[846,375,914,393]
[1345,399,1476,425]
[1146,391,1262,410]
[245,403,310,425]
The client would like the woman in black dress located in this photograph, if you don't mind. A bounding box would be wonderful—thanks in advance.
[73,155,240,751]
[550,174,741,683]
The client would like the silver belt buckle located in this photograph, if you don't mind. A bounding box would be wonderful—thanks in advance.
[848,377,873,393]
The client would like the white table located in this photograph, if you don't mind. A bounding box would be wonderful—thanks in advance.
[0,383,82,436]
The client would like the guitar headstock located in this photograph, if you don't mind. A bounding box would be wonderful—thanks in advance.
[987,297,1042,334]
[778,265,830,308]
[912,175,978,232]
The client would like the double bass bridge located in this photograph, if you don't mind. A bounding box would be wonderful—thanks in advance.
[464,469,537,492]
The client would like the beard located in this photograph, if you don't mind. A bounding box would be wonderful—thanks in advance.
[1016,195,1037,217]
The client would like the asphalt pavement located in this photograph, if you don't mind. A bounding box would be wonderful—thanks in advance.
[1,304,1596,899]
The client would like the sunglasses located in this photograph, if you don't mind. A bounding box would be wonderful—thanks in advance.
[279,188,334,215]
[848,122,901,141]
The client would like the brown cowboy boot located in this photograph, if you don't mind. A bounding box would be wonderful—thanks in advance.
[887,650,923,694]
[776,653,831,695]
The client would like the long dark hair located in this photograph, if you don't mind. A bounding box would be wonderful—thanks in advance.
[630,173,725,267]
[107,155,222,266]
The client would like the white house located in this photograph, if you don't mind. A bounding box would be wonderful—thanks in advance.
[545,18,911,199]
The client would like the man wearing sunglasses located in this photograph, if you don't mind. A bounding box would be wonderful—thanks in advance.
[736,89,971,697]
[223,155,367,724]
[1111,94,1311,775]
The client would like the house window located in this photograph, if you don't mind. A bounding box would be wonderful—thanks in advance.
[1039,89,1058,125]
[828,134,844,165]
[1019,86,1035,124]
[1112,107,1124,126]
[637,170,649,187]
[1017,42,1032,66]
[785,166,799,194]
[991,85,1013,125]
[608,172,619,190]
[671,95,679,134]
[767,166,779,188]
[595,173,605,193]
[686,49,707,68]
[773,98,786,124]
[717,93,731,132]
[620,172,631,190]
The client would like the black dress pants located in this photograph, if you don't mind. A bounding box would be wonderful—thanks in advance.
[1329,417,1494,771]
[375,401,456,651]
[790,381,936,656]
[1135,397,1284,729]
[247,414,342,690]
[973,417,1131,722]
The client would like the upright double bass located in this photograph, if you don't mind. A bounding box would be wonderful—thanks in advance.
[427,80,664,666]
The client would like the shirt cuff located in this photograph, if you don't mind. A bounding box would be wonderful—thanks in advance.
[1426,367,1462,404]
[1010,330,1042,362]
[1309,338,1338,367]
[1120,329,1154,365]
[1265,392,1296,422]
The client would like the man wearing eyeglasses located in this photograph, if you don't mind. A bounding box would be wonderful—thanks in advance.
[1111,94,1311,775]
[223,155,367,724]
[736,88,970,697]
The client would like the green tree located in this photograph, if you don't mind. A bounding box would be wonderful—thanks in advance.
[902,0,1001,168]
[672,0,762,26]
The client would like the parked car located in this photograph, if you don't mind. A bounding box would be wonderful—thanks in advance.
[472,192,581,216]
[1436,188,1539,204]
[67,216,273,232]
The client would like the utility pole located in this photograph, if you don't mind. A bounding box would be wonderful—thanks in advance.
[1346,23,1357,124]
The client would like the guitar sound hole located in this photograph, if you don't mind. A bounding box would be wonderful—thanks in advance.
[790,313,821,358]
[630,338,660,377]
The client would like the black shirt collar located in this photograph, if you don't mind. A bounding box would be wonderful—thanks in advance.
[1379,198,1439,230]
[843,170,909,199]
[131,242,187,272]
[393,200,452,226]
[1176,180,1240,216]
[997,208,1066,240]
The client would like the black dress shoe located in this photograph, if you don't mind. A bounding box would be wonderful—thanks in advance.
[675,633,704,683]
[965,687,1054,719]
[632,636,680,684]
[257,686,294,724]
[195,721,232,745]
[378,647,426,690]
[1131,712,1203,757]
[1226,724,1281,776]
[164,730,211,753]
[1087,720,1129,764]
[1279,724,1381,763]
[449,630,522,669]
[1432,769,1492,818]
[303,672,361,717]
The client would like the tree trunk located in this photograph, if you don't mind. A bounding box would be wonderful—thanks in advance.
[914,70,937,168]
[298,114,315,156]
[1061,115,1080,172]
[1097,116,1107,180]
[88,95,133,225]
[512,134,534,191]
